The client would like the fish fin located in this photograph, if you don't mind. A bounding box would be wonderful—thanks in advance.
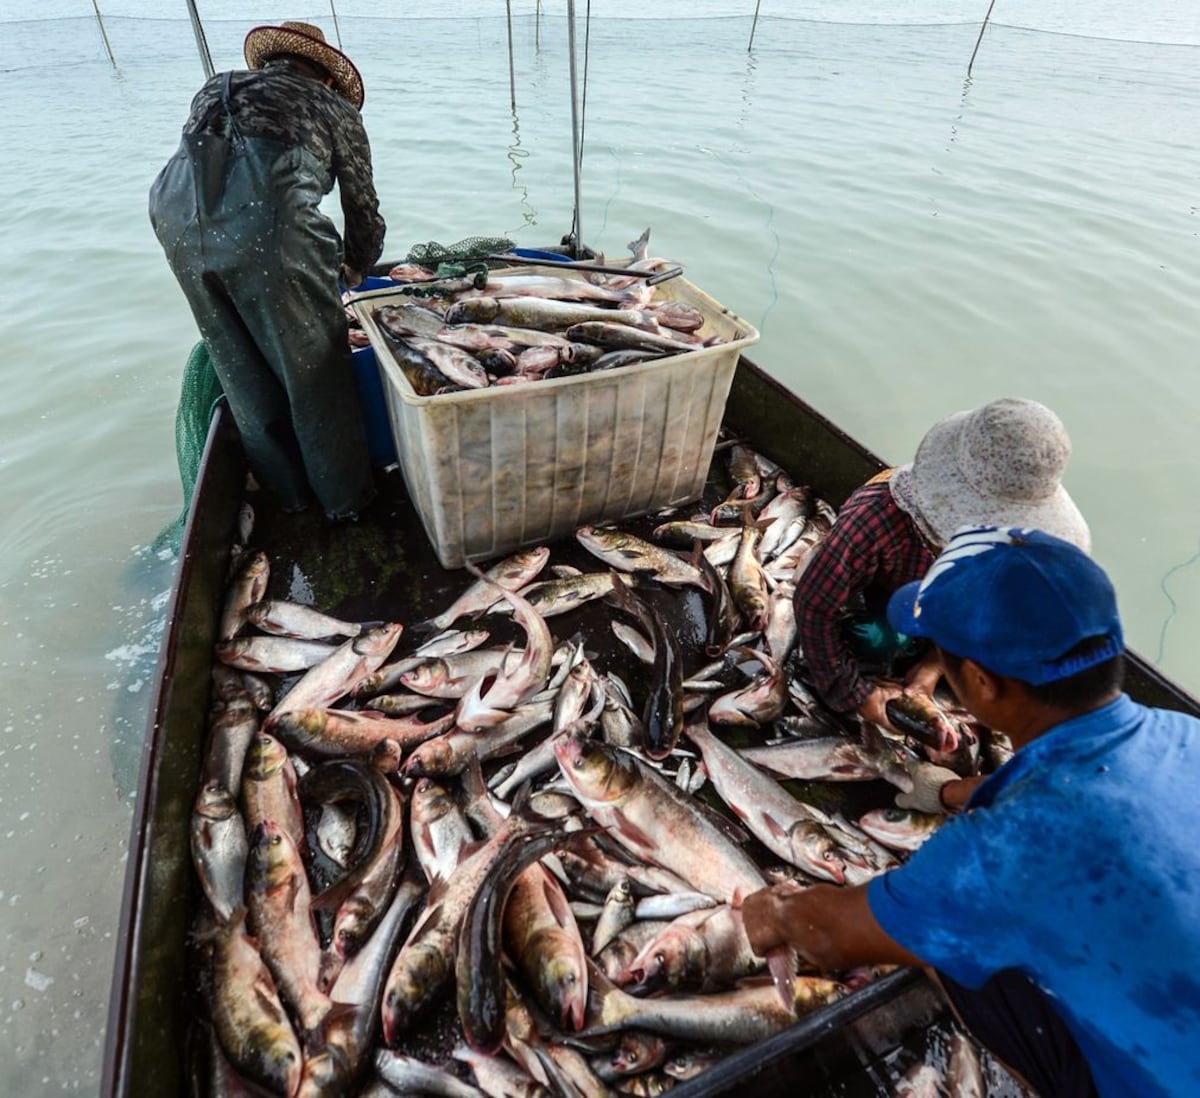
[765,947,799,1011]
[539,869,576,930]
[627,228,651,260]
[310,874,356,913]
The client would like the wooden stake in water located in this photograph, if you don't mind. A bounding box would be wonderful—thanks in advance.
[748,0,762,52]
[506,0,517,112]
[328,0,343,50]
[91,0,116,67]
[967,0,998,77]
[536,0,542,50]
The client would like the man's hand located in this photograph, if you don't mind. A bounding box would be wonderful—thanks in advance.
[341,265,364,290]
[740,881,807,958]
[857,682,905,732]
[903,650,943,697]
[894,761,960,814]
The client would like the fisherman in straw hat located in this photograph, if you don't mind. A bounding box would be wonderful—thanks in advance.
[149,21,384,520]
[792,398,1091,794]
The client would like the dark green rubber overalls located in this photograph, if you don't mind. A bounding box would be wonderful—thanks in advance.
[149,73,374,518]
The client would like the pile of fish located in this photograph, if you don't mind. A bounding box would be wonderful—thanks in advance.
[344,232,724,395]
[190,442,1007,1097]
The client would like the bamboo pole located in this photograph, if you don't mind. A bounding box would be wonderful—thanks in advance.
[329,0,343,50]
[748,0,762,52]
[506,0,517,112]
[967,0,998,77]
[536,0,541,51]
[91,0,116,67]
[566,0,585,256]
[184,0,215,79]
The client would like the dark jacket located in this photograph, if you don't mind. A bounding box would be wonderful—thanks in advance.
[181,58,385,273]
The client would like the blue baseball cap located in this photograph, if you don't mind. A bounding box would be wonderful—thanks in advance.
[887,525,1124,685]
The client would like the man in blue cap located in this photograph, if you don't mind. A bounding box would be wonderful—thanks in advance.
[742,525,1200,1098]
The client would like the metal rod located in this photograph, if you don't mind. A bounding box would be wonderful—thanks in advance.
[487,255,683,284]
[184,0,215,80]
[748,0,762,52]
[566,0,585,257]
[967,0,998,77]
[506,0,516,112]
[91,0,116,67]
[328,0,343,50]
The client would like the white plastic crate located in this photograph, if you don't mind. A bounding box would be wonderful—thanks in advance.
[351,270,760,568]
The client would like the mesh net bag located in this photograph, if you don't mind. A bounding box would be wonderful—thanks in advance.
[152,341,225,554]
[404,236,515,265]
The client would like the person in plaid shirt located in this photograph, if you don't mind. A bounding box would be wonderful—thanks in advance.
[793,397,1090,731]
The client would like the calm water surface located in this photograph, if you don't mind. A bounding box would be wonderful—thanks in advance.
[2,2,1199,1092]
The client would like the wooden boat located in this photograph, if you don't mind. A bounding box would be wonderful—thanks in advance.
[101,349,1200,1097]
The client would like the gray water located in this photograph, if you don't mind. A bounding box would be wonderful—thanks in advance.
[2,2,1199,1092]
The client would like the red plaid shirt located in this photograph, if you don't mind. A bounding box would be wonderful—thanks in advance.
[794,475,935,712]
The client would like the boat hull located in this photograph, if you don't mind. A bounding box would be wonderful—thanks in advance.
[102,356,1200,1097]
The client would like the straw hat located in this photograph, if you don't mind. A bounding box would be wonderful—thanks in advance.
[890,397,1091,552]
[244,21,364,109]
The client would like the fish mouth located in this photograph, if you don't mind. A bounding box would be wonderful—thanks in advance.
[562,995,587,1031]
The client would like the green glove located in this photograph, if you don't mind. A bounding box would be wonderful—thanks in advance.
[850,620,912,659]
[894,762,960,814]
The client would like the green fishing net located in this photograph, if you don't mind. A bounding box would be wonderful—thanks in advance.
[153,341,225,554]
[404,235,514,265]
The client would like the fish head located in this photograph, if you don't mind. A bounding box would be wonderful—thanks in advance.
[371,737,403,775]
[382,942,450,1045]
[508,545,552,575]
[791,822,847,886]
[553,732,634,804]
[243,732,288,780]
[401,739,454,780]
[793,976,847,1015]
[624,927,705,990]
[247,821,296,890]
[400,660,448,692]
[410,777,455,822]
[614,1032,668,1074]
[534,949,588,1031]
[332,895,376,960]
[355,622,404,657]
[212,695,257,725]
[193,780,237,821]
[707,693,757,728]
[240,1031,302,1098]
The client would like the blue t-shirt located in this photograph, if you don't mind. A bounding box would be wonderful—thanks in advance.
[868,694,1200,1098]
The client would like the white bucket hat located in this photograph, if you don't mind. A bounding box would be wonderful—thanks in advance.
[890,397,1091,552]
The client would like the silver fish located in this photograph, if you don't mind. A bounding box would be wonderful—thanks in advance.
[857,807,942,853]
[216,636,336,674]
[190,781,247,925]
[418,547,550,633]
[686,722,848,884]
[219,550,269,642]
[243,600,362,641]
[268,622,404,720]
[576,526,704,589]
[375,1051,487,1097]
